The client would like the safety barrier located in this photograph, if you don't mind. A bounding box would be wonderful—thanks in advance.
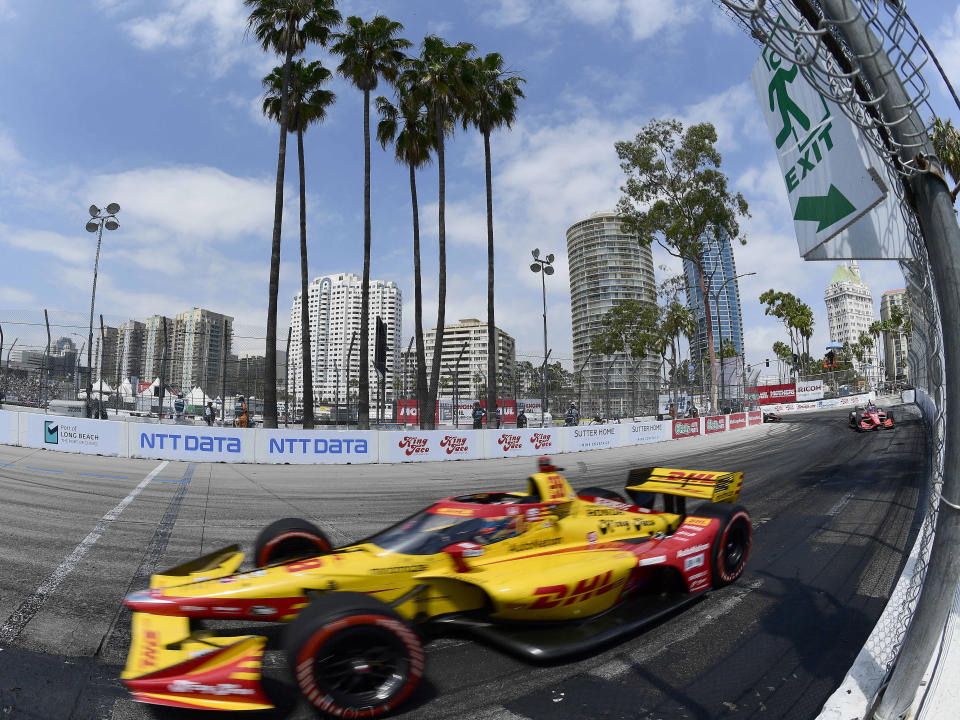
[0,394,874,465]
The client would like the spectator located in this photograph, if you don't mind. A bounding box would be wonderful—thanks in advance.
[496,406,502,429]
[516,409,527,428]
[0,387,4,409]
[564,403,580,427]
[204,401,215,426]
[471,401,485,429]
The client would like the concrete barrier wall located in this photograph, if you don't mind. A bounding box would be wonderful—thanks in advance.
[0,393,873,464]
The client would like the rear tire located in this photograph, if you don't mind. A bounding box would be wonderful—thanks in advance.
[689,504,752,588]
[284,592,424,718]
[254,517,332,567]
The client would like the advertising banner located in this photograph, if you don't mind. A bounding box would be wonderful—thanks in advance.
[567,424,619,452]
[256,430,376,464]
[622,421,666,446]
[672,417,701,440]
[479,399,517,425]
[131,423,248,463]
[748,410,763,425]
[488,428,561,458]
[704,415,727,434]
[0,409,16,446]
[796,379,824,401]
[728,413,747,430]
[758,383,797,405]
[25,414,121,456]
[384,430,480,463]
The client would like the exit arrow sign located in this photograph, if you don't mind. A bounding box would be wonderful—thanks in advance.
[793,185,856,231]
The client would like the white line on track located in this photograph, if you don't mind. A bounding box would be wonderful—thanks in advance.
[589,578,764,681]
[827,490,856,517]
[0,460,168,643]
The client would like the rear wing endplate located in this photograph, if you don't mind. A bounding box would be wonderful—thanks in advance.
[626,467,742,504]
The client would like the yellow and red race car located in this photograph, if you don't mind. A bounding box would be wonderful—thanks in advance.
[122,458,751,717]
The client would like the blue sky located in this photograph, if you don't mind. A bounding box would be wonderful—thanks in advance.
[1,0,958,372]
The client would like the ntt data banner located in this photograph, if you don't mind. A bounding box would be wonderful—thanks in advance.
[256,430,376,464]
[566,424,619,452]
[24,414,121,456]
[131,424,249,462]
[621,421,666,445]
[384,430,480,463]
[488,428,561,458]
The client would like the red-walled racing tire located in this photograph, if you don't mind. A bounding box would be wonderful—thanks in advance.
[254,517,332,567]
[690,503,752,588]
[283,592,424,718]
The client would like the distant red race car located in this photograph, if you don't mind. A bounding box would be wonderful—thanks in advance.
[849,404,894,431]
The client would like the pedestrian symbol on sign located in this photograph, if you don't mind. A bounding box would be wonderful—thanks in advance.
[767,56,811,149]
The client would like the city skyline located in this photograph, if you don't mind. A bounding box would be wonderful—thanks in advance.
[0,2,956,374]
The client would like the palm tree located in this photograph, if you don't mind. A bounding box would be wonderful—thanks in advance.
[376,77,436,430]
[462,52,525,427]
[403,35,476,429]
[331,15,411,431]
[930,116,960,187]
[262,59,336,429]
[244,0,341,429]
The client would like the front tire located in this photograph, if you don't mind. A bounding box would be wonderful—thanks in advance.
[284,593,424,718]
[254,517,332,567]
[690,503,752,588]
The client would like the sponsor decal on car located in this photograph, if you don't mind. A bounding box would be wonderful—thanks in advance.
[167,680,256,696]
[676,543,710,557]
[529,570,618,609]
[684,517,713,527]
[684,553,705,571]
[508,536,562,553]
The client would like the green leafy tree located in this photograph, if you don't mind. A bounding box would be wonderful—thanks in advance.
[262,58,336,429]
[589,299,659,415]
[930,115,960,187]
[245,0,341,428]
[403,36,477,428]
[376,76,436,428]
[331,14,411,430]
[617,119,749,414]
[772,340,792,360]
[461,52,525,424]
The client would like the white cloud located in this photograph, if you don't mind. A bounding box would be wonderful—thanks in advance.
[0,126,21,166]
[931,6,960,103]
[477,0,694,39]
[0,286,33,305]
[678,82,765,154]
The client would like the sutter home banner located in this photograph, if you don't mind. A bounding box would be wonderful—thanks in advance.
[26,414,121,456]
[622,421,665,445]
[488,428,560,458]
[256,430,376,464]
[796,379,824,401]
[132,424,246,462]
[385,430,480,463]
[567,424,618,452]
[758,383,797,405]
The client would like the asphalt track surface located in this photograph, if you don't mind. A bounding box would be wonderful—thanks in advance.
[0,405,927,720]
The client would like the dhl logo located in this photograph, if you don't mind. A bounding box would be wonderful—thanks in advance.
[664,470,723,482]
[142,629,159,668]
[285,556,325,573]
[684,517,713,527]
[529,570,616,609]
[435,507,475,516]
[546,474,567,500]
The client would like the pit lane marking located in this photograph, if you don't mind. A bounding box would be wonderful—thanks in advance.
[588,578,764,680]
[0,460,168,644]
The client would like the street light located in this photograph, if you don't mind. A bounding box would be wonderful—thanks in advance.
[84,203,120,417]
[708,270,755,412]
[530,248,554,427]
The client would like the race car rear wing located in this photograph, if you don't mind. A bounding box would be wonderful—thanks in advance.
[626,467,743,504]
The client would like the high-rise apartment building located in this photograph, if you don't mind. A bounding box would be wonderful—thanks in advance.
[142,315,174,388]
[423,319,516,400]
[566,210,658,416]
[289,273,402,406]
[880,289,910,381]
[682,235,745,388]
[117,320,145,382]
[94,326,119,383]
[825,261,879,384]
[172,308,233,396]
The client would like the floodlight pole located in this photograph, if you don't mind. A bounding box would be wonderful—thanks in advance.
[812,3,960,718]
[530,249,555,426]
[84,204,119,418]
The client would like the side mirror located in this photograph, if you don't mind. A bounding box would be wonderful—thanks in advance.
[443,541,485,573]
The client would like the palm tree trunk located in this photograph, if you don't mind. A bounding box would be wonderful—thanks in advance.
[263,30,294,430]
[483,129,497,426]
[697,261,718,413]
[298,126,314,429]
[409,161,428,430]
[358,87,372,430]
[426,113,447,431]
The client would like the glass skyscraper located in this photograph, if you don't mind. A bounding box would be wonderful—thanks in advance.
[682,235,745,380]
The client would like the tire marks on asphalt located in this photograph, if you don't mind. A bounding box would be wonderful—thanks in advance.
[0,460,168,644]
